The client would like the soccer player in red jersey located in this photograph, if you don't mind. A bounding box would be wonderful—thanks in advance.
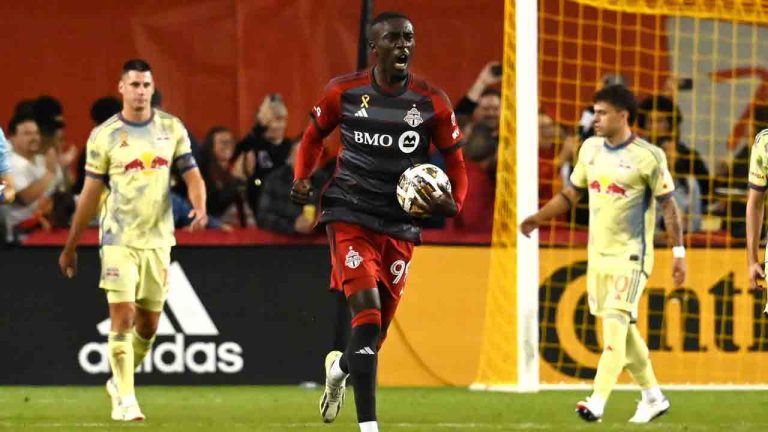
[291,11,468,432]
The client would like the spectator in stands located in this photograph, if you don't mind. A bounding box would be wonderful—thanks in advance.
[33,95,76,191]
[0,127,15,246]
[454,62,502,129]
[637,95,710,203]
[449,63,501,233]
[257,140,328,235]
[454,62,501,169]
[199,126,245,228]
[636,95,707,234]
[32,96,77,227]
[232,94,292,220]
[5,114,58,240]
[713,104,768,237]
[74,96,122,194]
[539,110,580,205]
[0,127,14,204]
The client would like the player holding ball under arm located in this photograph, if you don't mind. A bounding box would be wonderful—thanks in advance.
[290,11,467,432]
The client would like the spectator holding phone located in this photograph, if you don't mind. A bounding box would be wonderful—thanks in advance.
[454,62,502,132]
[231,94,292,219]
[448,62,501,233]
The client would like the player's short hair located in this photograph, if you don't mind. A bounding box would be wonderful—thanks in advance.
[7,112,36,135]
[122,59,152,75]
[594,84,638,125]
[367,11,411,42]
[637,95,683,132]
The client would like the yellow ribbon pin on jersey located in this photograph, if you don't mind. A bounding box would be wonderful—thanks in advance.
[361,95,370,108]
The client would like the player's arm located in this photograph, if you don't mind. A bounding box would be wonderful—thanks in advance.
[426,92,467,217]
[60,128,109,278]
[175,124,207,231]
[182,167,207,231]
[747,188,766,289]
[652,150,685,288]
[658,194,685,287]
[520,185,583,237]
[59,175,105,278]
[747,136,768,289]
[291,83,342,205]
[521,140,588,237]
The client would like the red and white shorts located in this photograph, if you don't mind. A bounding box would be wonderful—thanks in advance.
[326,222,414,300]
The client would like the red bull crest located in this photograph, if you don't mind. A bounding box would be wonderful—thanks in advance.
[151,156,169,169]
[124,159,145,173]
[606,182,627,197]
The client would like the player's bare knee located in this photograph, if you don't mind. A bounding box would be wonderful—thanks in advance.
[108,302,135,332]
[348,288,382,314]
[134,308,162,339]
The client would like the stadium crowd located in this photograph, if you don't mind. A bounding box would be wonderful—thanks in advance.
[0,68,756,247]
[538,74,760,244]
[0,62,503,246]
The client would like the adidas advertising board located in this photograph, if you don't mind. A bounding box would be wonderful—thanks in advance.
[78,262,244,375]
[0,246,337,384]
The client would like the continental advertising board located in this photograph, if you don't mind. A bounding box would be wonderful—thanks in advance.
[540,248,768,384]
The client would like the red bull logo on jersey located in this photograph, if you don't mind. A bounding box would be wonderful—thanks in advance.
[124,159,145,173]
[151,156,169,169]
[606,182,628,197]
[588,180,628,197]
[124,153,171,174]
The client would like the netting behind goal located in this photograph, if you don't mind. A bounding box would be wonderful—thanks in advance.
[477,0,768,388]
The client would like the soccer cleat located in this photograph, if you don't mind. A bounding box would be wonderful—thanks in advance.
[106,379,145,421]
[575,397,603,422]
[628,398,670,423]
[319,350,346,423]
[105,378,120,419]
[113,403,146,422]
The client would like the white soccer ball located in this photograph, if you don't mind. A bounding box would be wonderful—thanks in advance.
[396,163,452,216]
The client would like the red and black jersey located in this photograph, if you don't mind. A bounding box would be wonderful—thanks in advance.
[295,69,467,243]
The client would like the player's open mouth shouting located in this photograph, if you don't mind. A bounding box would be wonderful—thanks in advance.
[393,52,409,72]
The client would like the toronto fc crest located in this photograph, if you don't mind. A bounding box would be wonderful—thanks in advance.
[404,105,423,127]
[345,247,363,269]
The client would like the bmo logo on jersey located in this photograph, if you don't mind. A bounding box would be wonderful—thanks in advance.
[353,130,421,154]
[398,131,420,154]
[354,131,393,147]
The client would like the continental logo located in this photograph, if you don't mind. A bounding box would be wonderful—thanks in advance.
[539,249,768,384]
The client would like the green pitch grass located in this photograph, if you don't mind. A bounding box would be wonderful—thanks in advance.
[1,386,767,431]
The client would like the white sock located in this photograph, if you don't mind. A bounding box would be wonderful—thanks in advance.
[120,394,138,407]
[329,357,348,384]
[642,386,663,402]
[359,421,379,432]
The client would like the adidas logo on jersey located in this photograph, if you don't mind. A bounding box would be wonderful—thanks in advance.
[78,262,244,375]
[354,108,368,117]
[355,347,375,355]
